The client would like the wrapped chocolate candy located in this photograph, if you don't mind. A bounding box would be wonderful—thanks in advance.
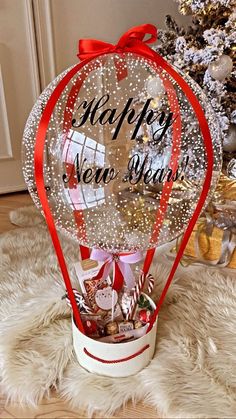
[134,320,143,329]
[133,294,154,325]
[83,319,98,336]
[118,321,134,333]
[81,314,105,338]
[138,309,152,324]
[98,324,148,344]
[105,321,119,335]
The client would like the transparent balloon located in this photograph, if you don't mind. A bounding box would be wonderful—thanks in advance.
[22,53,222,252]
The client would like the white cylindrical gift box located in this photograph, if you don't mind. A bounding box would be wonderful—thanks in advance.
[72,294,157,377]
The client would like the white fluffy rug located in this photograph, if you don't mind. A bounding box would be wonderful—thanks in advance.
[1,206,236,418]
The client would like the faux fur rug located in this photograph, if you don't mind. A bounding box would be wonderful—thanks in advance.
[1,206,236,418]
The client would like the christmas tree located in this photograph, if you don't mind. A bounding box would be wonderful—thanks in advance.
[155,0,236,179]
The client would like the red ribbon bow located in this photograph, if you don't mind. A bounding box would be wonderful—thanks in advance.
[77,24,157,61]
[90,249,143,292]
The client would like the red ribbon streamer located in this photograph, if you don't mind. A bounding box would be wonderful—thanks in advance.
[34,24,214,335]
[34,59,94,334]
[64,42,181,293]
[78,24,157,83]
[61,63,104,262]
[145,54,214,332]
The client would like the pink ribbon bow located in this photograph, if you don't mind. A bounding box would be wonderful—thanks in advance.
[90,249,143,291]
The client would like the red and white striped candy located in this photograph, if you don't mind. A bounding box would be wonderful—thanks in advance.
[126,273,146,320]
[63,288,92,314]
[146,273,155,295]
[126,273,155,320]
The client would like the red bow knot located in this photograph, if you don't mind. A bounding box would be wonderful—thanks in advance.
[77,24,157,61]
[90,249,143,292]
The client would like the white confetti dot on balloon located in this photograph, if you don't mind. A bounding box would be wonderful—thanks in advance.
[145,76,165,97]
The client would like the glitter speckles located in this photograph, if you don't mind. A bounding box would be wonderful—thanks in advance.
[22,53,222,252]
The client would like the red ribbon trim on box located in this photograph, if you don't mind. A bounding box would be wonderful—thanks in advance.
[34,24,214,335]
[83,344,150,363]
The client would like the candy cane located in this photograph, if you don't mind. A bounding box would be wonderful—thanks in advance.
[147,274,155,295]
[126,273,146,320]
[63,289,92,313]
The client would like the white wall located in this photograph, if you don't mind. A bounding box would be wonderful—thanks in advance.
[0,0,189,193]
[50,0,189,74]
[0,0,40,193]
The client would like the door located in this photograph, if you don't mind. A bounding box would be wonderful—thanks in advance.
[0,0,40,193]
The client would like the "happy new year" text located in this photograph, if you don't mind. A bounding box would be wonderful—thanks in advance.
[71,94,177,142]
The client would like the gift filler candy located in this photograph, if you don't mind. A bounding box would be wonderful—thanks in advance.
[22,24,222,377]
[72,293,157,377]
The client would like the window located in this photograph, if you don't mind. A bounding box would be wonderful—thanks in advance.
[62,129,105,210]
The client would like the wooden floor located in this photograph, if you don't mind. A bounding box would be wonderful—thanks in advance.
[0,192,161,418]
[0,191,32,233]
